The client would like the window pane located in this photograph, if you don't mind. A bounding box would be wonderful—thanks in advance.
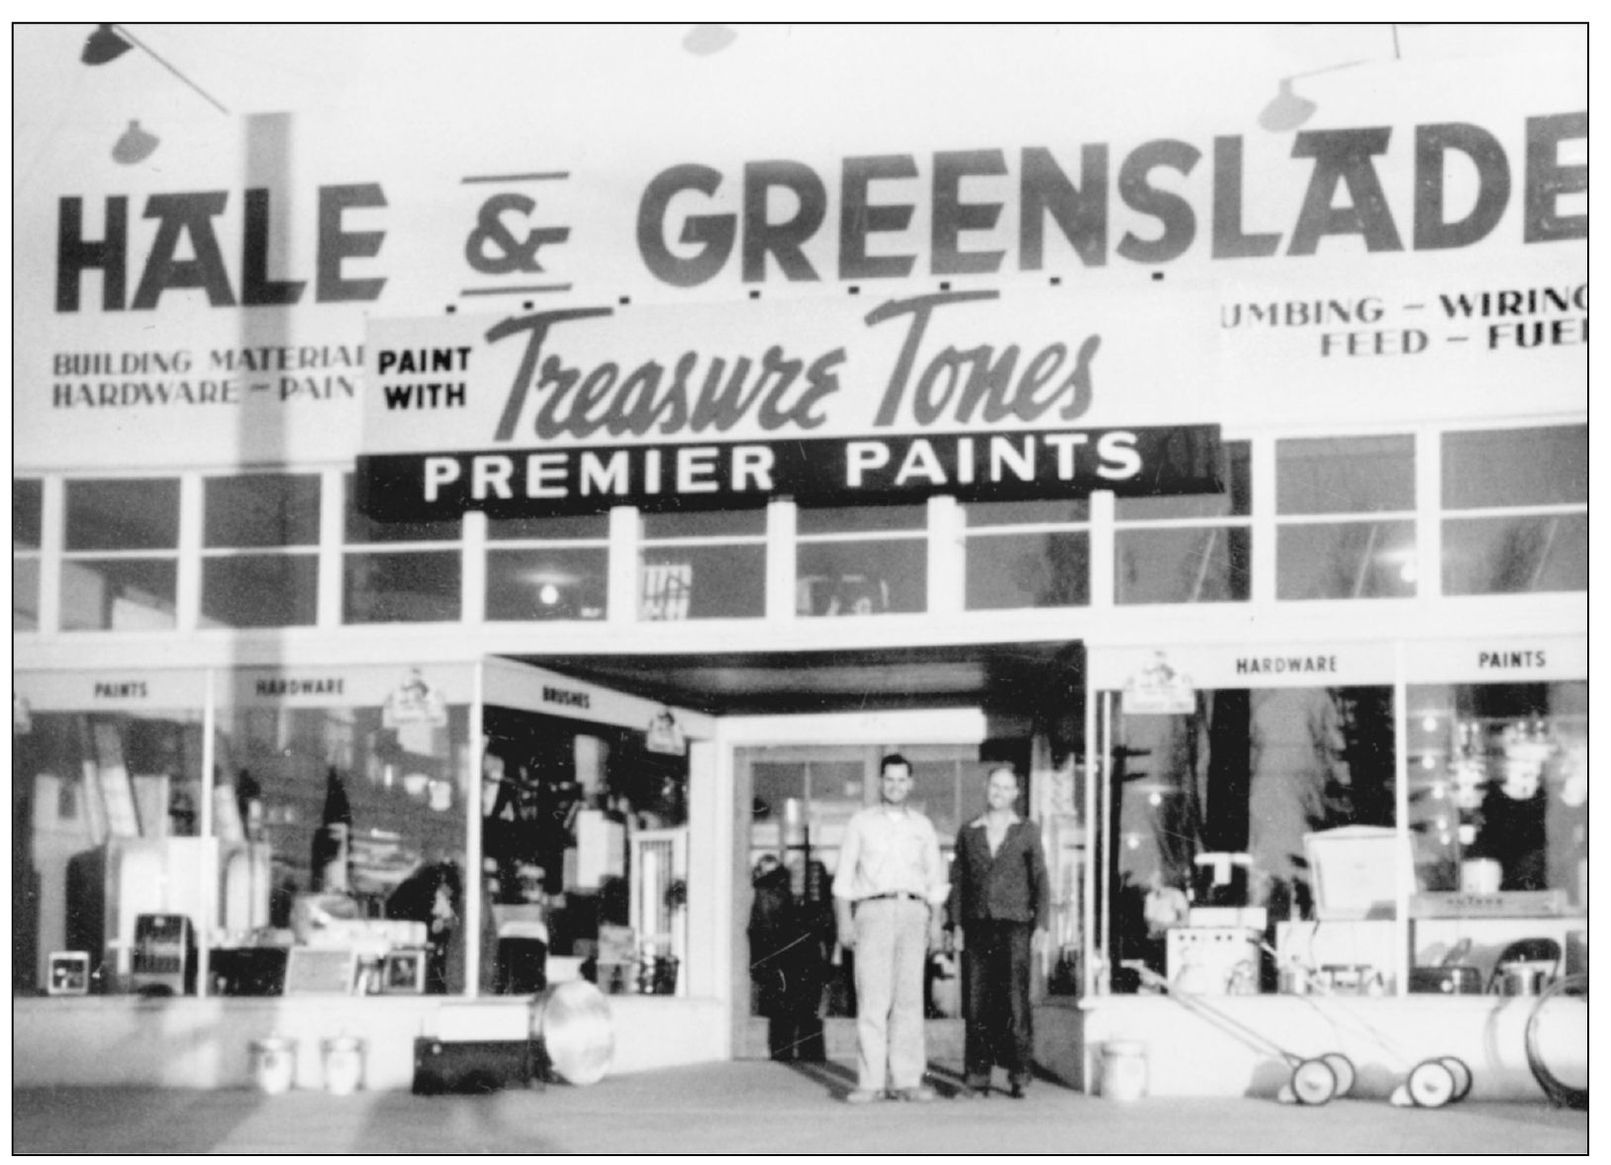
[965,498,1089,527]
[201,555,319,627]
[214,701,470,992]
[907,758,960,839]
[65,479,179,550]
[487,548,608,620]
[14,556,40,630]
[1277,521,1416,599]
[1117,441,1251,520]
[965,531,1089,609]
[488,514,609,541]
[1442,426,1587,509]
[14,479,42,550]
[11,708,204,992]
[1277,436,1414,515]
[204,474,321,548]
[641,544,765,620]
[344,476,461,544]
[1116,527,1250,604]
[797,504,926,535]
[1442,515,1588,595]
[642,509,766,538]
[60,557,177,630]
[1406,682,1586,919]
[797,540,926,616]
[343,552,461,623]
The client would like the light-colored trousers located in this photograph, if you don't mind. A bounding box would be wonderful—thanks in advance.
[852,897,929,1091]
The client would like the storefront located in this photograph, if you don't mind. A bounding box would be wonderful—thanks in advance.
[14,26,1585,1095]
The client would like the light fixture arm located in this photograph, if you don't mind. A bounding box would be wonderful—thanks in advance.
[109,23,230,115]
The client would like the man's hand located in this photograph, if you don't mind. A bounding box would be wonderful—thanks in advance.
[1031,927,1049,952]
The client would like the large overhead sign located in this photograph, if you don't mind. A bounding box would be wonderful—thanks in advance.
[358,286,1222,518]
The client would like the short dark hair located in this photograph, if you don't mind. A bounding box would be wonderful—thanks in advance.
[880,753,911,776]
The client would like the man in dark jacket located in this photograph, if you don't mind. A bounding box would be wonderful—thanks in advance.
[949,765,1049,1098]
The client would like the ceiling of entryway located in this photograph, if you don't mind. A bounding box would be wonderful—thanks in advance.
[507,640,1083,721]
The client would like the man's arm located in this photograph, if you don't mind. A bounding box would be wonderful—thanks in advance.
[832,812,864,949]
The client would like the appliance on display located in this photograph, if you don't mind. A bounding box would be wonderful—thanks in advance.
[1166,926,1261,995]
[380,948,428,995]
[47,951,91,995]
[283,947,359,996]
[1304,826,1412,920]
[129,913,196,995]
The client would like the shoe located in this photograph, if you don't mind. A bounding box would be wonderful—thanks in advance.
[895,1086,936,1103]
[1008,1081,1028,1099]
[844,1088,883,1105]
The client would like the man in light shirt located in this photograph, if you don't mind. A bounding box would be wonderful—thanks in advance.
[832,753,949,1103]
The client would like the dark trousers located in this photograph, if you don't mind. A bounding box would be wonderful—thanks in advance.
[961,921,1034,1085]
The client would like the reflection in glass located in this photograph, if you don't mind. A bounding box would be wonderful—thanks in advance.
[14,479,42,550]
[1277,520,1415,599]
[11,707,204,992]
[343,552,461,623]
[1405,682,1586,908]
[66,479,180,550]
[215,701,470,992]
[1117,527,1250,604]
[965,531,1089,609]
[1442,426,1587,509]
[202,556,319,628]
[640,544,765,620]
[60,557,178,630]
[1108,686,1395,985]
[1276,435,1414,515]
[205,474,321,548]
[797,540,925,616]
[14,557,40,630]
[487,547,608,620]
[1442,514,1587,595]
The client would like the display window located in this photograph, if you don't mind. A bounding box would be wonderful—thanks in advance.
[12,699,205,995]
[60,478,181,631]
[481,705,691,996]
[211,669,473,996]
[1098,683,1397,992]
[964,499,1089,610]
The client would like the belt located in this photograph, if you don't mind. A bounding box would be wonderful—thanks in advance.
[861,892,926,904]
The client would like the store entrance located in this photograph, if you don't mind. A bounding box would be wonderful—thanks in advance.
[513,640,1086,1063]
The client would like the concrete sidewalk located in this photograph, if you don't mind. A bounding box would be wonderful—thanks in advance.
[13,1061,1588,1155]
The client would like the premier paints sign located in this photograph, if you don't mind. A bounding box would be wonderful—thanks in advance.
[358,286,1222,518]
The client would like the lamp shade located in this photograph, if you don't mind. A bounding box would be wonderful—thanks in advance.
[112,119,159,164]
[82,23,133,65]
[1258,78,1317,132]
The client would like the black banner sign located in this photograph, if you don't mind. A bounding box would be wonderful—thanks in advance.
[355,424,1222,520]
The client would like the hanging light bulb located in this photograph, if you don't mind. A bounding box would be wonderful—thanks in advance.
[111,119,159,164]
